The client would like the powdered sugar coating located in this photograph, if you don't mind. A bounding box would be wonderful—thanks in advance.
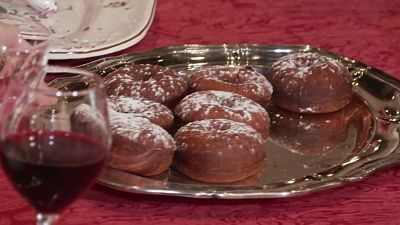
[108,109,175,150]
[73,104,102,122]
[176,90,268,120]
[104,64,188,105]
[267,52,353,113]
[174,118,266,183]
[108,109,176,176]
[69,103,110,145]
[176,119,263,144]
[189,66,273,105]
[175,90,270,138]
[270,52,346,79]
[71,103,107,132]
[108,96,174,129]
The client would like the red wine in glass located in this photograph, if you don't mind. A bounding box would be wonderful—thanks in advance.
[0,130,107,213]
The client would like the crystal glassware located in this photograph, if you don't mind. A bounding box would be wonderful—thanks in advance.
[0,66,111,225]
[0,13,50,127]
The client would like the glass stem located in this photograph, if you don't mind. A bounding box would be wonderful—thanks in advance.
[36,213,59,225]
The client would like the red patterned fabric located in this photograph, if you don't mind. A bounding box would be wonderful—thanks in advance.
[2,0,400,224]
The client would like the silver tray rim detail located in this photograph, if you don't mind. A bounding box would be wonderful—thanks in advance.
[71,44,400,199]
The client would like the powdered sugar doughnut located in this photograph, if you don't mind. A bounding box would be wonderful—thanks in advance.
[175,90,270,139]
[70,103,108,142]
[189,66,273,106]
[174,119,266,183]
[108,96,174,130]
[108,110,176,176]
[104,64,188,106]
[267,52,353,113]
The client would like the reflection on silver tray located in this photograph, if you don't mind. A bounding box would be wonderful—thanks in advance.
[63,44,400,199]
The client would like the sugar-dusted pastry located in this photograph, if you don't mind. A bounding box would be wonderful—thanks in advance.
[104,64,188,107]
[174,119,266,183]
[189,66,273,106]
[175,90,270,139]
[267,52,353,113]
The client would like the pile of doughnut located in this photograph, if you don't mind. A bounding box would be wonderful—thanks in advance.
[84,52,354,183]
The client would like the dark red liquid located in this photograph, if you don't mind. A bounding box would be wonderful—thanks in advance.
[0,131,107,213]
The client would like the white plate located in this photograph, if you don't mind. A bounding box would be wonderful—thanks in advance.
[0,0,156,60]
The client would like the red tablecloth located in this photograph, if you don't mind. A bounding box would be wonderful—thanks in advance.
[2,0,400,224]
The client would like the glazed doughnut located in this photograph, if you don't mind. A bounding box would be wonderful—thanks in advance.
[108,110,176,177]
[175,90,270,139]
[104,64,188,106]
[189,66,273,106]
[266,52,353,113]
[108,96,174,130]
[174,119,266,183]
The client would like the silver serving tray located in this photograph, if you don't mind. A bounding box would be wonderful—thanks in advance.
[67,44,400,199]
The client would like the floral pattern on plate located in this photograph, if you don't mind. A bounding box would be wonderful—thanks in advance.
[0,0,156,59]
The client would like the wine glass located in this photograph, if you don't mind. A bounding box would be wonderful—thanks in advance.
[0,13,50,41]
[0,66,112,225]
[0,14,50,127]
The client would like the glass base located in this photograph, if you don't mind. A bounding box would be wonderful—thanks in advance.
[36,213,59,225]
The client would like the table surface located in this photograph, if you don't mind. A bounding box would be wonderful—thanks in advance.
[2,0,400,224]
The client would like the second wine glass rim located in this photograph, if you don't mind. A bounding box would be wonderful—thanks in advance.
[0,13,51,46]
[12,65,104,97]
